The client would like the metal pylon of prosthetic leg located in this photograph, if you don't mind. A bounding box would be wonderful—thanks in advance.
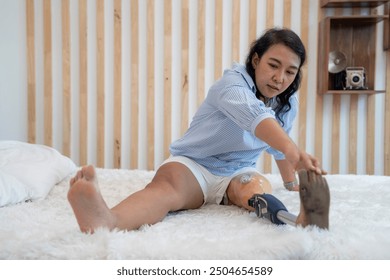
[276,210,297,226]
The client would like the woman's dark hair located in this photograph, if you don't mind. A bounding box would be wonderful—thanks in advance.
[245,27,306,126]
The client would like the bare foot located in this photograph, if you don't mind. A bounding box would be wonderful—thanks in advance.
[67,165,116,233]
[296,170,330,229]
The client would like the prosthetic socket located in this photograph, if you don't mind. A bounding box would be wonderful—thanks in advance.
[239,173,294,226]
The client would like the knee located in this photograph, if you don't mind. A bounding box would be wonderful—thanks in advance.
[145,178,200,211]
[145,180,182,204]
[152,163,204,208]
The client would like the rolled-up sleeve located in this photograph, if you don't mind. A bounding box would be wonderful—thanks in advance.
[214,85,276,133]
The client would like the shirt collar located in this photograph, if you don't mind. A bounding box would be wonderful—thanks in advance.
[232,63,256,94]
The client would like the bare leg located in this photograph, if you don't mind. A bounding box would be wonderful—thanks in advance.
[68,163,204,233]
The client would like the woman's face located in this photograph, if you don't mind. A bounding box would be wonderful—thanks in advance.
[251,43,300,100]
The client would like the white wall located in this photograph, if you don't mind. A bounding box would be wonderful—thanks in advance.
[0,0,27,141]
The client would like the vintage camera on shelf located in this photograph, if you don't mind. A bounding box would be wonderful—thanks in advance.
[345,67,368,90]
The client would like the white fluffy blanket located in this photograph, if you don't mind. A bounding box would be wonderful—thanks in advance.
[1,168,389,260]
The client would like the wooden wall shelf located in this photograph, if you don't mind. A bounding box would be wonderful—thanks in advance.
[321,0,388,7]
[326,14,388,23]
[317,14,388,95]
[324,90,386,95]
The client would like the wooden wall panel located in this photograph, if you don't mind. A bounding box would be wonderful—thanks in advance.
[130,0,139,169]
[96,0,105,167]
[43,0,52,147]
[232,0,240,63]
[181,0,189,136]
[25,0,389,176]
[214,0,223,80]
[248,0,257,46]
[163,0,172,160]
[113,0,121,168]
[26,0,36,144]
[283,0,291,28]
[197,0,205,107]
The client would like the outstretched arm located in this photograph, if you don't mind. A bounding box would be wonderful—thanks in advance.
[255,118,300,167]
[255,118,326,175]
[276,159,299,191]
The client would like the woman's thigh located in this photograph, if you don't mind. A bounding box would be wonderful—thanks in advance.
[149,161,205,211]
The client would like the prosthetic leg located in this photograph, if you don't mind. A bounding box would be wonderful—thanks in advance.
[242,170,330,229]
[237,172,297,226]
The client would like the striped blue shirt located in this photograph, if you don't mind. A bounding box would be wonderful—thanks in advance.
[170,63,298,176]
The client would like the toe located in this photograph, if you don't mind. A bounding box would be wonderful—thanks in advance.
[308,170,317,183]
[321,176,329,189]
[76,170,83,180]
[82,165,96,181]
[298,169,309,186]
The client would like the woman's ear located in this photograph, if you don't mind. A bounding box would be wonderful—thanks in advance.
[251,53,259,69]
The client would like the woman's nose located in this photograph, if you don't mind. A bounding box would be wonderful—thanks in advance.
[272,72,284,84]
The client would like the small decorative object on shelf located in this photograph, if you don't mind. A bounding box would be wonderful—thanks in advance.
[345,67,368,90]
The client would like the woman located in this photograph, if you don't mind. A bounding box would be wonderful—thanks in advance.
[68,28,330,233]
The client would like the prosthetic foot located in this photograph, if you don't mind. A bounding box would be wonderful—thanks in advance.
[296,169,330,229]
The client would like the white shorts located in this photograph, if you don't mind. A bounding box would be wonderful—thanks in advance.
[161,156,260,205]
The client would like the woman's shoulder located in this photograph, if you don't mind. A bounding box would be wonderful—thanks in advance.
[218,63,255,91]
[289,93,299,106]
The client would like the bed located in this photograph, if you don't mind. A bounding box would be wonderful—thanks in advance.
[1,141,390,260]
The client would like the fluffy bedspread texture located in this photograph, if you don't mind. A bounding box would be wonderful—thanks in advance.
[1,168,389,260]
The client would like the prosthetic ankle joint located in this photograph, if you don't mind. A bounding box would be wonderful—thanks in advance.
[239,172,288,225]
[248,194,289,225]
[248,195,271,221]
[239,173,271,220]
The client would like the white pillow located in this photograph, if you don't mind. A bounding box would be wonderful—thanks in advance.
[0,141,77,207]
[0,170,30,206]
